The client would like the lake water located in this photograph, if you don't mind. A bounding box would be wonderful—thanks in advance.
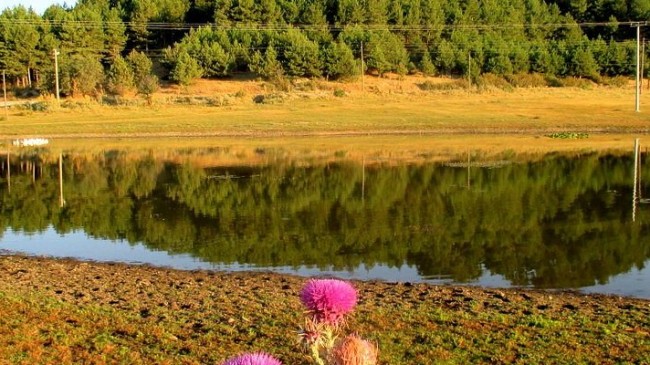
[0,150,648,298]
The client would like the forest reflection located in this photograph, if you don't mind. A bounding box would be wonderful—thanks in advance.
[0,149,648,289]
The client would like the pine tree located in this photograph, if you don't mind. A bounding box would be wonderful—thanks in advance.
[420,51,435,75]
[322,40,358,80]
[106,55,134,96]
[170,51,203,85]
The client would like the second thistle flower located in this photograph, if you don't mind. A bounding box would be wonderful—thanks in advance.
[300,279,357,325]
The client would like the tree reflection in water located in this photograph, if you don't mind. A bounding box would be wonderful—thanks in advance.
[0,150,647,292]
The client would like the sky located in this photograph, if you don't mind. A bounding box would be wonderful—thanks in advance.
[2,0,77,14]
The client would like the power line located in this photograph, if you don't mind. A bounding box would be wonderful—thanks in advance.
[0,18,645,32]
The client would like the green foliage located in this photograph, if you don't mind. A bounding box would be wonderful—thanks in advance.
[0,0,648,89]
[250,44,283,80]
[167,27,234,78]
[0,6,44,80]
[321,41,358,80]
[105,55,134,96]
[419,52,436,76]
[126,50,158,101]
[277,28,322,77]
[169,51,203,86]
[126,50,153,83]
[60,54,104,97]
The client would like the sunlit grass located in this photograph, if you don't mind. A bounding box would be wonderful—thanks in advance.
[2,87,649,138]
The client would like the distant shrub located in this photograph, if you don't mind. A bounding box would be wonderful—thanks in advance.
[28,102,49,112]
[417,79,467,91]
[234,90,246,98]
[61,99,97,110]
[333,89,346,97]
[477,73,513,91]
[207,96,235,107]
[600,76,628,87]
[546,132,589,139]
[253,93,286,104]
[505,73,548,88]
[561,77,593,89]
[544,74,563,87]
[293,79,318,91]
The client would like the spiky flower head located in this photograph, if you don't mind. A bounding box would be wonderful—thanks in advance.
[300,279,357,325]
[221,352,282,365]
[331,334,378,365]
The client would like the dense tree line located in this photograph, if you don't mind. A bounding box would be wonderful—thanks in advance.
[0,151,648,288]
[1,0,649,94]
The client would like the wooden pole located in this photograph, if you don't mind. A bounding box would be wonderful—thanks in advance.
[360,41,365,95]
[53,49,60,104]
[639,38,645,95]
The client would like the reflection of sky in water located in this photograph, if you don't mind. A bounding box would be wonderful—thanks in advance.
[2,227,649,299]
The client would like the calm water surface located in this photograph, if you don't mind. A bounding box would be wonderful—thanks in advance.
[0,150,648,298]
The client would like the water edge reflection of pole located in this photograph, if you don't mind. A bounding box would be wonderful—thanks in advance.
[361,156,365,202]
[467,150,471,189]
[59,152,64,207]
[6,149,10,194]
[633,138,640,222]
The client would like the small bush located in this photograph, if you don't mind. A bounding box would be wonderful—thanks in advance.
[207,96,235,107]
[561,77,593,89]
[546,132,589,139]
[544,74,563,87]
[417,79,467,91]
[13,88,39,98]
[253,93,286,104]
[268,75,292,92]
[477,73,513,91]
[15,101,49,112]
[234,90,246,98]
[600,76,628,87]
[333,89,346,97]
[292,79,318,91]
[505,73,548,88]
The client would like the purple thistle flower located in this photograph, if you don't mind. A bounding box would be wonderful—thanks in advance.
[300,279,357,324]
[222,352,282,365]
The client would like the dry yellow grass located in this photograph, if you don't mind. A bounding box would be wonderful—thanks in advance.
[1,75,648,163]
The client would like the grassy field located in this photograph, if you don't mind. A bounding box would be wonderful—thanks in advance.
[1,77,649,137]
[1,77,649,162]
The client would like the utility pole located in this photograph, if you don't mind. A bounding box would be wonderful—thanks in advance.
[2,70,7,120]
[639,37,645,93]
[632,22,647,112]
[53,49,60,103]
